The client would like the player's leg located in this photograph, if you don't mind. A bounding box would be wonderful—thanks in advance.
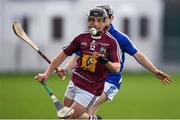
[78,92,107,119]
[67,101,88,119]
[64,97,73,107]
[89,82,120,116]
[67,86,99,119]
[63,81,75,107]
[88,92,108,115]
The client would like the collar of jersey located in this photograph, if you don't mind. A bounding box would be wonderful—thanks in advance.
[91,35,101,39]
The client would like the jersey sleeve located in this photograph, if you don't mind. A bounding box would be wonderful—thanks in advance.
[63,36,79,56]
[120,33,138,56]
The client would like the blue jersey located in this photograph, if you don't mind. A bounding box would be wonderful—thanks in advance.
[75,24,137,89]
[106,24,137,89]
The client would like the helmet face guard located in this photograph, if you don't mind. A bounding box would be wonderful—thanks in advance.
[88,16,105,22]
[87,7,107,37]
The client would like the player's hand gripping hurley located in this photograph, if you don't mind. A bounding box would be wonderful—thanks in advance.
[12,21,73,118]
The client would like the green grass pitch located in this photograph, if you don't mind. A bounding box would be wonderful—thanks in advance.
[0,72,179,119]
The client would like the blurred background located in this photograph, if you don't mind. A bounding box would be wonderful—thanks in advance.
[0,0,180,119]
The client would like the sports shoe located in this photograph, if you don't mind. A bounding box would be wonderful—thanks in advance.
[96,115,102,120]
[88,115,102,120]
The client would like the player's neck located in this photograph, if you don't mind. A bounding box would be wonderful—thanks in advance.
[90,31,104,39]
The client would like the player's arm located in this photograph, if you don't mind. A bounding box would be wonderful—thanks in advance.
[104,61,120,73]
[35,36,80,81]
[65,54,79,73]
[35,51,68,81]
[55,53,79,80]
[133,51,172,84]
[133,51,157,73]
[45,51,68,76]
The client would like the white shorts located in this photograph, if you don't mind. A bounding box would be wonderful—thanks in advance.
[64,81,99,109]
[104,82,120,102]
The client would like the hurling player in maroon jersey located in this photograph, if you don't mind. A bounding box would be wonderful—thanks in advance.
[35,7,121,119]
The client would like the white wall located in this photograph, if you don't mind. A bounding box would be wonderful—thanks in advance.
[0,0,163,72]
[112,0,164,71]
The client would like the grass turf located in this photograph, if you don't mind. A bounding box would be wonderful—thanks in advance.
[0,72,179,119]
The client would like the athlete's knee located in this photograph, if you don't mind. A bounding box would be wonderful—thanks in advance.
[67,102,88,119]
[64,97,73,107]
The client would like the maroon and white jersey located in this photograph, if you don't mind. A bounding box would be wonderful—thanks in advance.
[63,32,120,96]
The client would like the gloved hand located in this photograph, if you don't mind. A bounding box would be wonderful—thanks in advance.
[97,56,109,64]
[93,51,109,64]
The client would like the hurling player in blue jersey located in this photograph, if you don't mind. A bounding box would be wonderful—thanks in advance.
[57,5,172,119]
